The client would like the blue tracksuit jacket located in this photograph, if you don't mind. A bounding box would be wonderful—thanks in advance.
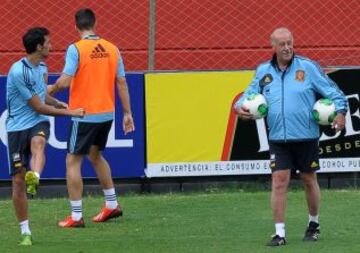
[234,54,348,142]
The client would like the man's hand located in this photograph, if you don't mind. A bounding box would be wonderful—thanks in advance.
[71,108,85,118]
[47,84,59,96]
[123,112,135,135]
[332,112,346,132]
[55,100,68,109]
[234,106,253,120]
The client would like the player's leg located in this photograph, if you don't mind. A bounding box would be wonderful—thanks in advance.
[26,136,46,195]
[300,172,321,241]
[267,142,292,246]
[88,145,113,189]
[26,121,50,196]
[12,171,28,224]
[58,120,91,228]
[13,170,32,246]
[8,131,33,245]
[268,169,290,246]
[88,146,122,222]
[301,172,320,216]
[271,170,291,223]
[29,136,46,174]
[294,140,321,241]
[87,121,122,222]
[58,152,86,228]
[66,154,84,201]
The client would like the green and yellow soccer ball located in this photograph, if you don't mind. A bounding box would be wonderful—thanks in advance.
[312,98,336,125]
[242,93,268,119]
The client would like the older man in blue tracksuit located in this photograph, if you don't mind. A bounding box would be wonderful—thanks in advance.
[234,27,348,246]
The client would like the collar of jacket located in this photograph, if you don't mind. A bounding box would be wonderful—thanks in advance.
[270,53,295,71]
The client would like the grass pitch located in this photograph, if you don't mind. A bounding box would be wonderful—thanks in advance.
[1,189,360,253]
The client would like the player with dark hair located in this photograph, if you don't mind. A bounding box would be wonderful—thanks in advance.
[6,27,84,245]
[49,8,135,228]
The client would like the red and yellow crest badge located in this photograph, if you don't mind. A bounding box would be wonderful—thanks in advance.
[295,70,305,82]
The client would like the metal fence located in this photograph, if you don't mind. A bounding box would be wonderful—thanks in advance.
[0,0,359,74]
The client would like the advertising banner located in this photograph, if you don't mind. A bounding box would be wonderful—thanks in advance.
[145,69,360,177]
[0,73,145,180]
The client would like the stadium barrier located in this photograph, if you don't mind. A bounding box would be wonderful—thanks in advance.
[0,69,359,180]
[145,68,360,177]
[0,73,145,180]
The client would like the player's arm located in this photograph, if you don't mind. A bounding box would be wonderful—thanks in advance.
[116,51,135,135]
[45,94,68,109]
[48,74,72,95]
[28,95,83,117]
[43,65,68,108]
[48,44,77,95]
[116,77,132,115]
[310,62,347,112]
[310,62,348,131]
[14,65,82,117]
[234,67,262,120]
[44,72,48,84]
[116,76,135,134]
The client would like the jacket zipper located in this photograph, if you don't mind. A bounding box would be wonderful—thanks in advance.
[281,70,287,142]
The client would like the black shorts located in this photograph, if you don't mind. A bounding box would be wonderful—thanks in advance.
[67,120,113,155]
[269,140,320,173]
[6,121,50,176]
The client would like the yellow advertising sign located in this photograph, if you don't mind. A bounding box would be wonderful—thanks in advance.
[145,71,254,168]
[145,68,360,178]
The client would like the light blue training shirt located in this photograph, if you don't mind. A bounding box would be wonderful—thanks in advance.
[6,57,49,132]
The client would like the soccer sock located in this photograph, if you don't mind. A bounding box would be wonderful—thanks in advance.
[34,171,40,179]
[19,220,31,235]
[309,214,319,224]
[103,188,118,209]
[275,223,285,238]
[70,200,82,221]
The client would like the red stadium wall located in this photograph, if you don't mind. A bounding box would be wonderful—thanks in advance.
[0,1,149,73]
[0,0,359,74]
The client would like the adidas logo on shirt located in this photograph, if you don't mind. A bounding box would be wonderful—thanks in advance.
[90,44,110,59]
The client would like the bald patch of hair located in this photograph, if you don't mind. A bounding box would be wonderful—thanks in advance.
[270,27,292,46]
